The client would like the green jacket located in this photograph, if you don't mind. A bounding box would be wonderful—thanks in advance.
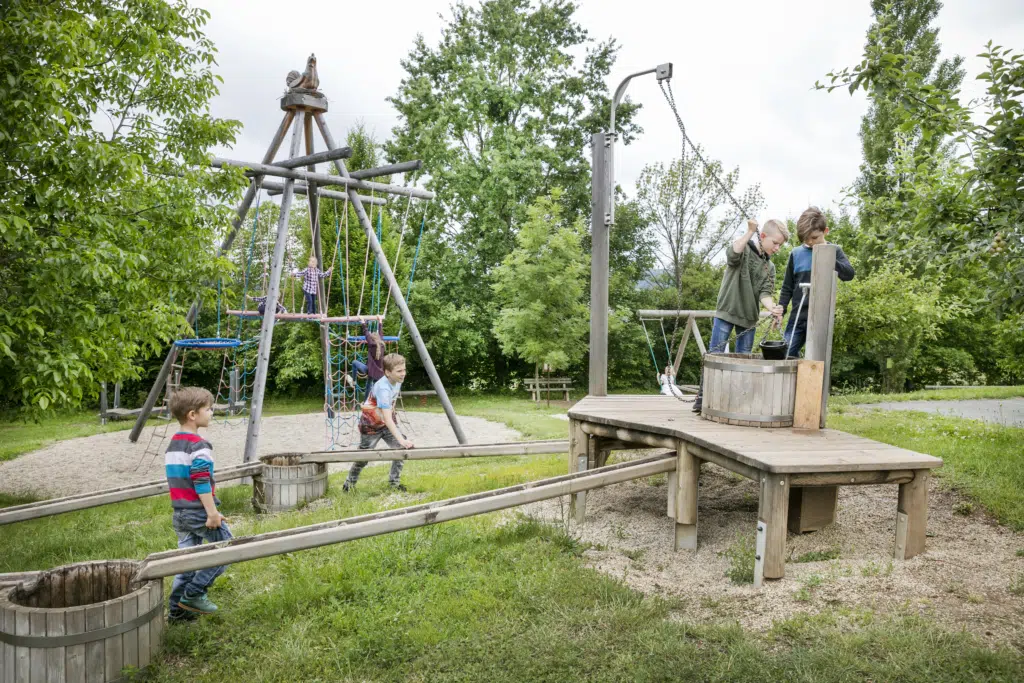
[714,240,776,330]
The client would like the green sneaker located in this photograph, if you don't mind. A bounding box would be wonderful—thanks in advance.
[178,593,218,615]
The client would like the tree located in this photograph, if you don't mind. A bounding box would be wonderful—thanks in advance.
[635,148,763,294]
[386,0,640,386]
[856,0,964,207]
[0,0,241,413]
[819,12,1024,314]
[492,191,589,384]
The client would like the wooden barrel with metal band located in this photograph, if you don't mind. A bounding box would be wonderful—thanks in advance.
[701,353,800,427]
[0,560,163,682]
[253,454,329,513]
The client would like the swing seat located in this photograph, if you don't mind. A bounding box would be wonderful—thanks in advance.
[173,337,242,349]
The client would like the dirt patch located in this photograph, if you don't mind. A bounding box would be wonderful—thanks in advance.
[521,452,1024,649]
[0,412,520,499]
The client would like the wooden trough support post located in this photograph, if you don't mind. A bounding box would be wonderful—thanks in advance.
[895,470,929,560]
[674,441,699,551]
[788,245,840,533]
[99,382,109,426]
[569,419,591,524]
[758,472,791,580]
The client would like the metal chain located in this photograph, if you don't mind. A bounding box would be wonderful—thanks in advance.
[658,80,750,220]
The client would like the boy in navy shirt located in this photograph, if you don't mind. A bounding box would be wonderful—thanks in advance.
[778,207,855,357]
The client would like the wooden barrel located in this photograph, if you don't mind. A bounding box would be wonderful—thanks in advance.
[253,454,328,513]
[701,353,800,427]
[0,560,162,682]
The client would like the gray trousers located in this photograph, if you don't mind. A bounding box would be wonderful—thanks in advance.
[344,427,404,485]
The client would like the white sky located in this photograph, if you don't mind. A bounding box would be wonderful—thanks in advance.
[195,0,1024,223]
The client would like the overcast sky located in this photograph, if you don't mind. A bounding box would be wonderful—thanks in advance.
[194,0,1024,223]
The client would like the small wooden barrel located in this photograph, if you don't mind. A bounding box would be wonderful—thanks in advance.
[701,353,800,427]
[0,560,163,682]
[253,453,328,513]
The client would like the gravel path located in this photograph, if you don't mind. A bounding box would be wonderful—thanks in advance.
[864,398,1024,427]
[0,412,521,499]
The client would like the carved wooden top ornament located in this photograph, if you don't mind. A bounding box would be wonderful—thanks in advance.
[286,54,320,92]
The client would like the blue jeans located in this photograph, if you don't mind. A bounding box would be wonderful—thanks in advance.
[351,359,368,375]
[709,317,755,355]
[784,315,808,359]
[168,509,232,614]
[304,291,317,314]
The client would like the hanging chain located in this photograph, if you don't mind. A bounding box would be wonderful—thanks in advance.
[658,79,750,220]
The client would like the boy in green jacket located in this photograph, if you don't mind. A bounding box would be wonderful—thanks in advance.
[692,218,788,413]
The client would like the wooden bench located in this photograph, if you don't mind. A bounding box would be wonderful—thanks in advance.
[400,390,436,406]
[524,377,573,402]
[568,395,942,584]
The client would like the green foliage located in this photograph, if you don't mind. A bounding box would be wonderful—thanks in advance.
[387,0,639,386]
[794,548,842,563]
[722,534,756,584]
[832,266,956,392]
[492,191,589,373]
[0,0,242,414]
[819,8,1024,314]
[635,147,763,290]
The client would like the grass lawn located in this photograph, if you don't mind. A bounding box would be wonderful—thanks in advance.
[1,397,1022,680]
[832,385,1024,406]
[832,408,1024,531]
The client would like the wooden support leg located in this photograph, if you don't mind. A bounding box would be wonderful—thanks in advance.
[667,464,677,519]
[674,442,698,550]
[758,472,790,579]
[787,486,838,533]
[895,470,929,560]
[569,419,590,523]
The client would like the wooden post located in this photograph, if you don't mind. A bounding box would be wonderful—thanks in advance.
[304,114,334,420]
[243,112,306,465]
[588,132,611,397]
[569,419,590,523]
[674,442,698,550]
[129,109,296,442]
[670,314,693,377]
[758,472,790,579]
[314,113,467,444]
[793,360,825,430]
[99,382,108,425]
[895,470,929,560]
[229,367,240,415]
[113,382,121,410]
[790,245,839,530]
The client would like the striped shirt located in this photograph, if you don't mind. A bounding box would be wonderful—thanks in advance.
[294,266,331,294]
[165,432,218,510]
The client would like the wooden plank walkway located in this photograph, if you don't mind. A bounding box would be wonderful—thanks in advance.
[567,395,942,584]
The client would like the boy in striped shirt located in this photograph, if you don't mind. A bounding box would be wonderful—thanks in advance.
[164,387,232,620]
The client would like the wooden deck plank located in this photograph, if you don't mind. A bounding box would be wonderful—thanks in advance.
[568,395,941,474]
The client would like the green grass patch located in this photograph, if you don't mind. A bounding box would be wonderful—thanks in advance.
[832,385,1024,407]
[722,534,756,584]
[832,410,1024,530]
[793,547,842,563]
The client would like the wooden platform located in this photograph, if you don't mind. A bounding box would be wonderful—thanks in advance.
[568,395,942,583]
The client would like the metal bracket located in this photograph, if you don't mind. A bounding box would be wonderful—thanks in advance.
[656,63,673,82]
[753,521,767,588]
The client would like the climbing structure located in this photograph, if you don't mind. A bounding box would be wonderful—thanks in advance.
[130,55,468,464]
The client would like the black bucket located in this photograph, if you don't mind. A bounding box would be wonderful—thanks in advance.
[760,340,788,360]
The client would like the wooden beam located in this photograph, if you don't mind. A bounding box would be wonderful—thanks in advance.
[789,470,915,487]
[0,464,261,525]
[134,454,677,581]
[262,179,386,206]
[787,486,838,533]
[793,360,825,430]
[270,146,352,169]
[243,113,306,466]
[349,160,422,180]
[637,310,772,319]
[212,158,435,200]
[299,440,568,464]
